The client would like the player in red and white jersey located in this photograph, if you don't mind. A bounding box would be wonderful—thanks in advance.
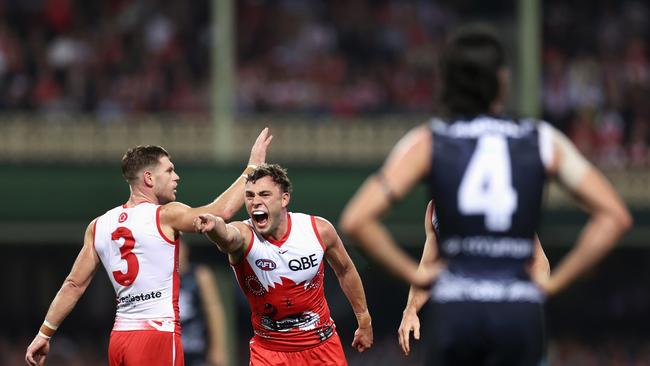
[25,129,273,366]
[194,164,373,366]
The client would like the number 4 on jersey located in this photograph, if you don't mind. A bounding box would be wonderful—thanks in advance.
[458,135,518,231]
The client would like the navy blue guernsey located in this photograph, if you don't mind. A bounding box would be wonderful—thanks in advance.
[179,265,208,356]
[428,115,548,303]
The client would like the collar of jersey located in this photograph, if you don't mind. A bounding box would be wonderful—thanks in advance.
[264,213,292,247]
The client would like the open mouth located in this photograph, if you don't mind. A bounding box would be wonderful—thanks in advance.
[252,210,269,226]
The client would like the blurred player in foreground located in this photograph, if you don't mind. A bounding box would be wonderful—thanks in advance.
[341,25,631,365]
[25,128,272,366]
[194,163,373,366]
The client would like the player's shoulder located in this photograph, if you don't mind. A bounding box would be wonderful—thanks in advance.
[158,201,191,218]
[310,215,338,243]
[87,216,100,233]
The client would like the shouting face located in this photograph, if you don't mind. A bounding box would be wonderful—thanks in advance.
[245,176,290,237]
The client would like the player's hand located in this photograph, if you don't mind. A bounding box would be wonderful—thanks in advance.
[397,309,420,356]
[25,334,50,366]
[351,325,373,352]
[194,214,219,233]
[248,127,273,166]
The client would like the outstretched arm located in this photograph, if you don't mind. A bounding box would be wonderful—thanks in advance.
[340,125,432,286]
[161,128,273,233]
[319,217,373,353]
[194,214,252,264]
[540,124,632,295]
[26,220,101,366]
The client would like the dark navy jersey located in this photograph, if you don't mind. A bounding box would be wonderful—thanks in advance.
[427,116,551,303]
[179,264,208,355]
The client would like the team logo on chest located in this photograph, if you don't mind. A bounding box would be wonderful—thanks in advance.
[118,212,128,223]
[255,259,277,271]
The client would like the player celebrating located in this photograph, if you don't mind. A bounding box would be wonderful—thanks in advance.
[194,163,373,365]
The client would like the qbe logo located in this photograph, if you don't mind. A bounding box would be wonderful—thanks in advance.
[255,259,277,271]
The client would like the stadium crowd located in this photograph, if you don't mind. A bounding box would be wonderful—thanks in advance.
[0,0,647,168]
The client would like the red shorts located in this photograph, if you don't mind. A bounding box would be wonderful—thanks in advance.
[249,332,347,366]
[108,330,184,366]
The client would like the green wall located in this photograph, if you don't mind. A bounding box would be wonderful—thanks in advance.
[1,164,647,247]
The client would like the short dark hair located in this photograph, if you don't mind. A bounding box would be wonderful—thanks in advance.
[121,145,170,183]
[439,25,506,117]
[246,163,293,194]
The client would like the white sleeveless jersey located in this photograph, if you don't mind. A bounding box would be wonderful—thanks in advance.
[232,212,335,351]
[94,202,180,333]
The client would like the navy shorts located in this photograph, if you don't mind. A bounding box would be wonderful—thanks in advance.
[425,301,544,366]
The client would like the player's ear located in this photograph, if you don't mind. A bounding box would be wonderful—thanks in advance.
[143,170,154,187]
[282,192,290,208]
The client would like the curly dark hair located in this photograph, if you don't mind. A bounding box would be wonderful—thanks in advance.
[246,163,293,194]
[121,145,170,183]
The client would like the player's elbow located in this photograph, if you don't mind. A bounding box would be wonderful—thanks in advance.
[604,202,633,234]
[339,212,362,239]
[616,207,633,233]
[61,278,87,296]
[218,207,237,222]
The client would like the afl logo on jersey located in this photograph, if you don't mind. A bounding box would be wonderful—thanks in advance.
[118,212,128,223]
[255,259,277,271]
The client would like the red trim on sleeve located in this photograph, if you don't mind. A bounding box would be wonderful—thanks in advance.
[156,206,176,244]
[311,215,326,251]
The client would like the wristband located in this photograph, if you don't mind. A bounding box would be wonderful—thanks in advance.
[37,331,52,340]
[242,164,258,178]
[39,320,58,338]
[44,320,59,330]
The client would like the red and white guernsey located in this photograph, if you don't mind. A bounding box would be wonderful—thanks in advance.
[233,212,334,351]
[94,203,180,334]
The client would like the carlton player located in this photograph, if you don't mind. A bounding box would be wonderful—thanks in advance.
[25,128,272,366]
[194,164,373,365]
[341,26,631,365]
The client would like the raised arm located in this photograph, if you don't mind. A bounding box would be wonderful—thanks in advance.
[194,214,252,264]
[340,125,432,286]
[26,220,101,366]
[160,128,273,234]
[540,124,632,295]
[318,217,373,353]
